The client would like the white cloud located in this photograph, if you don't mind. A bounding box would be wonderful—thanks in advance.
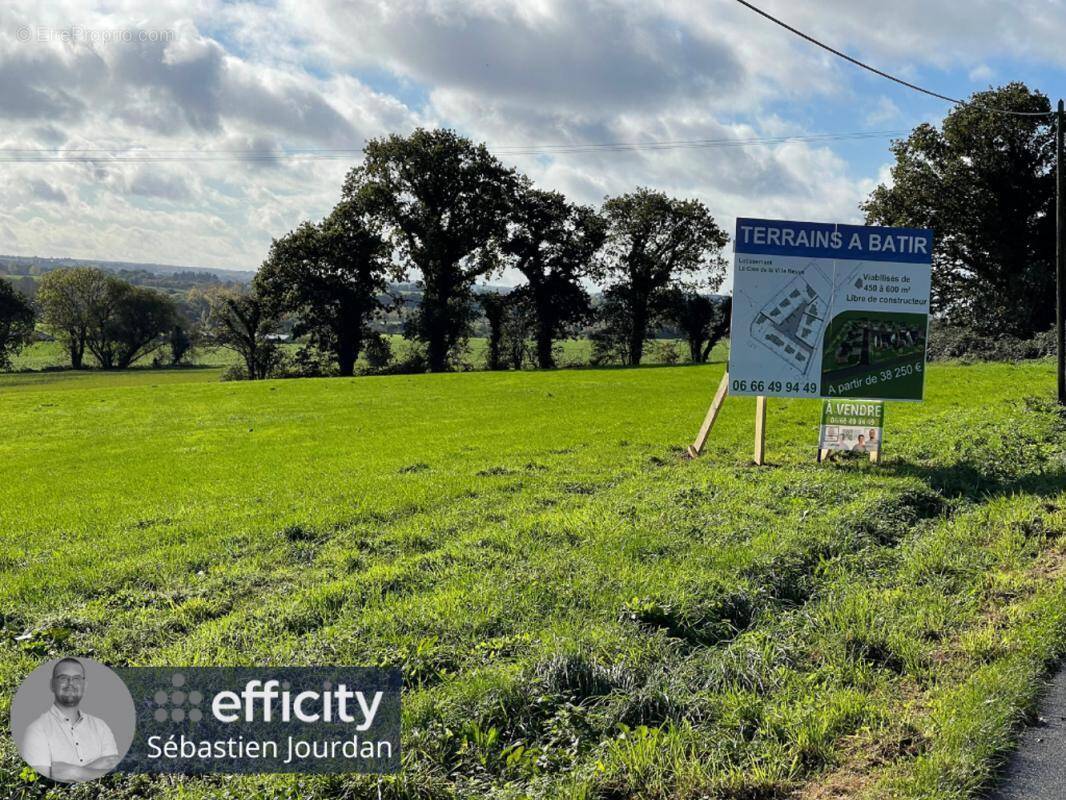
[0,0,1050,273]
[865,97,902,127]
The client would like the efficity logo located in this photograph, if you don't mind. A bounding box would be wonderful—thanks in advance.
[119,667,401,774]
[151,673,382,726]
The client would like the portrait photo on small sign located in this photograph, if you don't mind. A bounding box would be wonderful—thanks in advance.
[819,399,884,456]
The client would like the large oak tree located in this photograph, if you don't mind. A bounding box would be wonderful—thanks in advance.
[863,83,1054,337]
[256,199,395,377]
[599,188,728,365]
[344,128,515,372]
[501,180,605,368]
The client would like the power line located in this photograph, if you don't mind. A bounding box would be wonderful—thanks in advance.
[495,130,906,154]
[0,130,908,163]
[733,0,1052,118]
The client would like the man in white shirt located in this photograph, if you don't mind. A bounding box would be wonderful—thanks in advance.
[21,658,121,783]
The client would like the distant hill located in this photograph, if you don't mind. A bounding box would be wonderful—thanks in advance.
[0,259,518,329]
[0,258,517,294]
[0,255,256,283]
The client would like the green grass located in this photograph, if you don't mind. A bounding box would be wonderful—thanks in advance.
[0,359,1064,799]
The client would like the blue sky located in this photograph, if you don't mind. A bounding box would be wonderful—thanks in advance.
[1,0,1064,283]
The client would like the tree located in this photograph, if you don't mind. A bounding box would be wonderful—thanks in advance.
[37,267,110,369]
[863,83,1054,337]
[362,333,393,371]
[256,199,395,377]
[204,288,282,380]
[663,291,732,363]
[168,324,194,365]
[477,291,509,371]
[501,295,536,370]
[589,286,641,366]
[501,181,605,368]
[0,279,36,370]
[599,188,729,365]
[344,128,515,372]
[85,281,178,369]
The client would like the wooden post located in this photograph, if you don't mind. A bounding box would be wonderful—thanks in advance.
[754,395,767,465]
[688,372,730,458]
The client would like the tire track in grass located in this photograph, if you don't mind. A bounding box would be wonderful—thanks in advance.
[134,459,647,666]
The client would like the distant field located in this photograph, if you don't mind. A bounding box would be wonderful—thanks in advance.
[8,336,697,377]
[0,360,1064,799]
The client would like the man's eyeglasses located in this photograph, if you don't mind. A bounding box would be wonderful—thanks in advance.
[54,676,85,686]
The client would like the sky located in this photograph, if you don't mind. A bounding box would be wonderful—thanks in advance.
[2,0,1065,284]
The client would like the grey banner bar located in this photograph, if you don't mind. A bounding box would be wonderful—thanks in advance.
[114,667,401,773]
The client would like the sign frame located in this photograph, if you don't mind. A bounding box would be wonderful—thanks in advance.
[728,217,933,402]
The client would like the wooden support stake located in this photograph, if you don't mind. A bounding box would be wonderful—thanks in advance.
[754,395,767,465]
[688,371,730,458]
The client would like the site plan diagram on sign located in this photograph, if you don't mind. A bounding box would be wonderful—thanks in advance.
[748,262,831,377]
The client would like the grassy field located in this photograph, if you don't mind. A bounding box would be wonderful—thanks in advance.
[1,358,1065,799]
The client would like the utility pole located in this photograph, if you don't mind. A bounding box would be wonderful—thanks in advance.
[1058,99,1065,404]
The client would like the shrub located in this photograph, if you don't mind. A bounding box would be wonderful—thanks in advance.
[220,362,250,382]
[379,341,429,375]
[650,340,681,365]
[926,322,1055,362]
[363,334,393,371]
[280,345,337,378]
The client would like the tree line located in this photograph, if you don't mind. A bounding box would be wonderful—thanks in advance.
[0,128,733,376]
[248,81,1066,370]
[231,128,733,378]
[0,268,192,371]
